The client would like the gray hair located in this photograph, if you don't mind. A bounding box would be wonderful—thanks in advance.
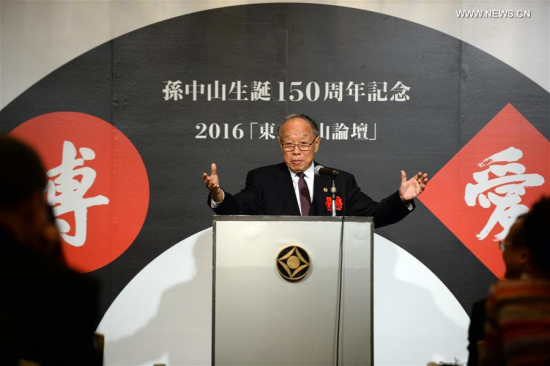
[278,114,320,138]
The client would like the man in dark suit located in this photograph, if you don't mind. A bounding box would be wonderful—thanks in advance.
[203,114,428,228]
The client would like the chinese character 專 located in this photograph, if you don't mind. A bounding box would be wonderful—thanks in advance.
[46,141,110,247]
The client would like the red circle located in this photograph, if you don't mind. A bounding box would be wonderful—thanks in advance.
[10,112,149,272]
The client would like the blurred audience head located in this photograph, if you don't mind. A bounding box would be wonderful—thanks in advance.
[501,196,550,280]
[522,196,550,275]
[501,214,527,279]
[0,135,49,250]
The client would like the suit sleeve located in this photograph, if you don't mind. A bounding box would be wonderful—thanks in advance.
[343,174,414,228]
[207,170,263,215]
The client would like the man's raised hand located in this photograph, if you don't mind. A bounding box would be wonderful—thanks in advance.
[202,163,223,202]
[398,170,428,202]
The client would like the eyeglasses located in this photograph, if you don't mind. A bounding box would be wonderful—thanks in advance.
[281,138,317,152]
[499,241,517,251]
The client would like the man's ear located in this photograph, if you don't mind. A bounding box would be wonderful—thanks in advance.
[314,136,320,152]
[519,246,531,264]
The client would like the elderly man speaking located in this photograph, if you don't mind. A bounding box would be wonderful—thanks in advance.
[203,113,428,228]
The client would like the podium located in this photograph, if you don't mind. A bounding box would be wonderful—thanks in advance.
[212,216,373,366]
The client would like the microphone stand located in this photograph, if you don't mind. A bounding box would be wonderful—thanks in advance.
[331,177,337,217]
[333,173,343,366]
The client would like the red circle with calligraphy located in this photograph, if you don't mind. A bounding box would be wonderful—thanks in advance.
[10,112,149,272]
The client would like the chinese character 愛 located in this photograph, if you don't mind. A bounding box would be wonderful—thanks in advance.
[464,147,544,241]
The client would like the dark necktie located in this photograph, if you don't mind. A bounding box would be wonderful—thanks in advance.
[297,172,311,216]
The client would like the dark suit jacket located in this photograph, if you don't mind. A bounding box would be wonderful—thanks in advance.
[208,162,414,228]
[467,298,487,366]
[0,228,101,366]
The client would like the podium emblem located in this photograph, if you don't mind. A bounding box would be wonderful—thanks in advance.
[276,245,311,282]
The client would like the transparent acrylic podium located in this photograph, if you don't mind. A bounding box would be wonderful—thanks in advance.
[212,216,373,366]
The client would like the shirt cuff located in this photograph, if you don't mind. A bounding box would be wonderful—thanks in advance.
[210,190,225,208]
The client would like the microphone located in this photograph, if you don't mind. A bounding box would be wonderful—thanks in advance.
[314,165,339,177]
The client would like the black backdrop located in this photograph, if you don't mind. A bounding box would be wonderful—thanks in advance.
[1,3,548,322]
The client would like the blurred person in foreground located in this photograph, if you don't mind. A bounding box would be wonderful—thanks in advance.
[482,196,550,365]
[0,135,101,365]
[467,215,525,365]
